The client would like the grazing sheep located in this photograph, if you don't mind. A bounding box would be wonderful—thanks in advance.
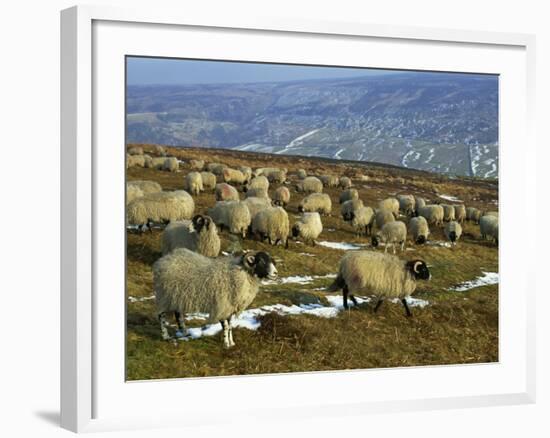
[126,184,143,204]
[397,195,416,216]
[153,249,277,346]
[296,176,323,194]
[163,157,179,172]
[251,206,290,247]
[273,186,291,207]
[417,205,444,226]
[327,251,430,314]
[441,204,456,222]
[319,175,339,188]
[189,159,205,170]
[245,187,270,200]
[480,215,498,243]
[208,201,251,237]
[127,154,146,168]
[242,196,272,220]
[350,206,375,236]
[223,168,247,185]
[466,207,482,224]
[127,180,162,195]
[297,169,307,179]
[414,197,426,214]
[143,154,153,168]
[339,176,352,190]
[375,209,396,229]
[245,176,269,193]
[444,221,462,246]
[409,216,430,244]
[254,167,283,178]
[128,146,143,155]
[161,215,220,257]
[339,189,359,204]
[341,199,364,221]
[357,174,370,182]
[453,204,466,223]
[200,171,217,191]
[291,212,323,245]
[127,190,195,231]
[238,166,252,182]
[378,198,399,217]
[216,183,240,201]
[266,169,287,184]
[206,163,228,176]
[372,221,407,254]
[151,157,167,170]
[184,172,203,196]
[298,193,332,215]
[153,145,166,156]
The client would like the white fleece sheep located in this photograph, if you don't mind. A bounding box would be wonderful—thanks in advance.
[350,206,375,236]
[479,215,498,243]
[417,205,444,226]
[375,209,396,229]
[189,159,205,170]
[397,195,416,216]
[216,183,240,201]
[298,193,332,215]
[245,187,270,200]
[126,185,144,204]
[161,215,221,257]
[127,146,143,155]
[153,249,277,347]
[372,221,407,254]
[223,168,248,185]
[208,201,251,237]
[242,196,272,220]
[339,189,359,204]
[291,212,323,245]
[319,175,339,188]
[454,204,466,223]
[378,198,399,217]
[246,176,270,193]
[327,251,431,314]
[296,176,323,194]
[273,186,291,207]
[127,180,162,195]
[339,176,352,190]
[127,155,146,168]
[184,172,203,196]
[297,169,308,179]
[341,199,364,221]
[251,206,290,247]
[441,204,456,222]
[466,207,482,223]
[163,157,179,172]
[444,221,462,246]
[200,171,217,191]
[409,216,430,244]
[206,163,228,176]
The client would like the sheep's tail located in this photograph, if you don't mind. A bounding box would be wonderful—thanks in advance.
[326,273,345,292]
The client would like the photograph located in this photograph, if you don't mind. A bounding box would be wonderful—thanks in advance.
[125,57,499,381]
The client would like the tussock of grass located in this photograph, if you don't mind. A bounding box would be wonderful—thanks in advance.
[126,145,498,380]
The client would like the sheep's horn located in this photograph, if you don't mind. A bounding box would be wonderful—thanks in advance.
[413,261,422,273]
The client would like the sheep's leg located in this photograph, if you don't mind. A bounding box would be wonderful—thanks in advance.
[228,315,235,347]
[349,295,358,307]
[220,320,230,348]
[158,313,171,340]
[174,311,187,338]
[343,285,350,310]
[400,240,405,252]
[392,243,397,254]
[401,298,413,317]
[374,299,384,313]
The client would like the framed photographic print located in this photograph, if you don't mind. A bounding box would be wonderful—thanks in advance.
[61,5,536,433]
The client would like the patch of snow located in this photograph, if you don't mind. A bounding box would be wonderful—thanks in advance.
[128,295,155,303]
[318,241,366,250]
[299,253,315,257]
[262,273,337,286]
[450,272,499,292]
[426,241,452,248]
[438,194,462,202]
[276,129,320,155]
[334,148,345,159]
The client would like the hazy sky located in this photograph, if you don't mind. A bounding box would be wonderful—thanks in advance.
[126,57,399,86]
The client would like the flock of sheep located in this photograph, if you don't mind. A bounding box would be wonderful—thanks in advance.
[126,145,499,348]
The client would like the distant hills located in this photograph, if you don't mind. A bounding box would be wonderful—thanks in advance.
[126,72,498,178]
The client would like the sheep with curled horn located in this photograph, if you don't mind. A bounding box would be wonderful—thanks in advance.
[327,251,431,315]
[161,214,220,257]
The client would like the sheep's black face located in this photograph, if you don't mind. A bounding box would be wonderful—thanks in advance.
[449,231,457,242]
[192,215,205,233]
[407,260,430,280]
[291,225,300,238]
[416,235,426,245]
[298,206,304,213]
[246,252,278,280]
[343,211,354,222]
[371,236,379,247]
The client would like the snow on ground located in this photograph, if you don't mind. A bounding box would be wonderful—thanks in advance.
[318,241,366,250]
[438,194,462,202]
[262,273,336,286]
[275,129,320,155]
[426,240,452,248]
[128,295,155,303]
[450,272,499,292]
[333,148,345,159]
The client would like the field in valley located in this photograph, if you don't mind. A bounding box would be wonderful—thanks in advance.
[126,144,499,381]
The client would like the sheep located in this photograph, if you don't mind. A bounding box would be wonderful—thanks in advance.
[273,186,291,207]
[127,184,143,204]
[484,211,499,218]
[296,176,323,194]
[350,206,375,236]
[409,216,430,244]
[441,204,456,222]
[417,205,444,226]
[444,221,462,246]
[298,193,332,215]
[245,187,270,200]
[454,204,466,223]
[378,198,399,217]
[216,183,240,201]
[480,215,499,243]
[223,168,248,185]
[127,180,162,195]
[372,221,407,254]
[327,251,430,314]
[128,146,143,155]
[153,249,277,346]
[163,157,179,172]
[266,169,287,184]
[341,199,364,221]
[375,209,396,229]
[397,195,416,216]
[415,197,426,214]
[153,145,166,156]
[291,212,323,245]
[297,169,308,179]
[200,171,217,191]
[127,190,195,231]
[184,172,203,196]
[242,196,272,220]
[208,201,251,237]
[143,154,153,168]
[161,215,221,257]
[189,159,205,170]
[245,176,269,193]
[254,167,283,178]
[319,175,339,188]
[206,163,227,176]
[251,206,290,247]
[339,176,352,190]
[339,189,359,204]
[466,207,482,224]
[238,166,252,182]
[151,157,167,170]
[127,154,145,168]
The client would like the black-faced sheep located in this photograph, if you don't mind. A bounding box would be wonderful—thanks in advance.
[480,215,498,243]
[319,175,339,188]
[223,168,248,185]
[339,189,359,204]
[291,212,323,245]
[466,207,482,224]
[397,194,416,216]
[417,205,444,226]
[242,196,272,220]
[372,221,407,254]
[163,157,179,172]
[296,176,323,194]
[444,221,462,246]
[350,206,375,236]
[375,209,396,229]
[184,172,203,196]
[208,201,251,237]
[251,206,290,247]
[378,198,399,217]
[273,186,291,207]
[298,193,332,215]
[161,215,221,257]
[409,216,430,244]
[341,199,364,222]
[339,176,352,190]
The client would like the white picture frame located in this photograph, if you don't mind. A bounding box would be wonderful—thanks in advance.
[60,4,536,433]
